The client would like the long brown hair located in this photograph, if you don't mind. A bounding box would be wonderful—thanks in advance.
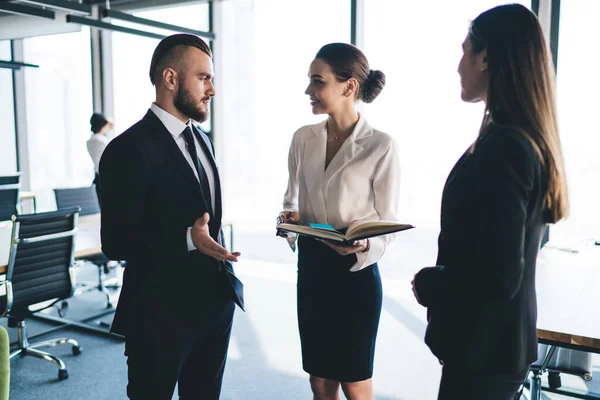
[470,4,568,223]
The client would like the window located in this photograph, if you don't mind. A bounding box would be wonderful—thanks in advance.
[23,28,94,211]
[0,40,17,175]
[363,1,530,230]
[218,0,351,231]
[111,3,210,136]
[553,1,600,242]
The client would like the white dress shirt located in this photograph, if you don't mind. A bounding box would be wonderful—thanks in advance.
[150,103,216,252]
[87,133,110,173]
[283,115,401,271]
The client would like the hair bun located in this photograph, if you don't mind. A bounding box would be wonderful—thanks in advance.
[90,113,109,133]
[362,69,386,103]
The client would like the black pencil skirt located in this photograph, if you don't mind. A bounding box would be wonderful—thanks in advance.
[297,236,383,382]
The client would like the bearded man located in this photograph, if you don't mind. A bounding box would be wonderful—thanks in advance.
[99,34,244,400]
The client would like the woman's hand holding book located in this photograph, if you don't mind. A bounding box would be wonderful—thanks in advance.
[276,211,300,237]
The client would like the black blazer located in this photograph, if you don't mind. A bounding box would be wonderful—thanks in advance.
[99,110,242,337]
[414,123,546,373]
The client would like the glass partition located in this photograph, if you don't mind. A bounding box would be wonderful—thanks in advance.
[552,0,600,243]
[218,0,351,231]
[23,28,94,210]
[363,0,531,229]
[111,3,210,136]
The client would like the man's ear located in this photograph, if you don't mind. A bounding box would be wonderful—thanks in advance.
[162,68,178,90]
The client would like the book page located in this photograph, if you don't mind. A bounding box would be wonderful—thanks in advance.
[277,223,346,242]
[346,220,415,241]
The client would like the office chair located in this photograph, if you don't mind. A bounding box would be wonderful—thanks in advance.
[525,344,594,399]
[0,326,8,399]
[0,174,21,221]
[1,207,83,380]
[0,174,21,186]
[54,186,121,308]
[54,186,100,216]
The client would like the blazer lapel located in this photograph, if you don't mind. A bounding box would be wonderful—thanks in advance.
[323,115,368,188]
[144,111,203,200]
[302,122,328,223]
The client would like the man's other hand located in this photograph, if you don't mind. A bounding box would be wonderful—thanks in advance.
[191,213,241,262]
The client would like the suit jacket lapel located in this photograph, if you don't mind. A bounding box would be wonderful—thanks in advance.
[144,111,204,201]
[302,122,328,223]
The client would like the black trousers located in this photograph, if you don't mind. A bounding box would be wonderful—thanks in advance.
[125,300,235,400]
[92,173,102,210]
[438,364,529,400]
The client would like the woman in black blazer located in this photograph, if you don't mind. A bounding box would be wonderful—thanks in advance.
[412,4,569,400]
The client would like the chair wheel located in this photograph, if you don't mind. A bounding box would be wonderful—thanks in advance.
[72,345,83,355]
[58,369,69,380]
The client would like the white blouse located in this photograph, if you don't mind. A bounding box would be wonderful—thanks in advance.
[283,115,401,271]
[86,133,110,173]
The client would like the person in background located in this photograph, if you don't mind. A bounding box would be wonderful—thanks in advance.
[87,112,113,207]
[278,43,401,400]
[412,4,569,400]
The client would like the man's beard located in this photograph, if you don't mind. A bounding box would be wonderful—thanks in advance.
[174,84,209,123]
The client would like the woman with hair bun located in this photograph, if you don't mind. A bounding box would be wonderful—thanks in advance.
[277,42,401,400]
[87,112,113,208]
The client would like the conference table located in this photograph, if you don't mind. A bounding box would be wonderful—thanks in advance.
[0,213,234,272]
[532,243,600,399]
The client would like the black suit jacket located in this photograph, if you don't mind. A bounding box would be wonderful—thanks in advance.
[99,110,242,337]
[414,123,546,373]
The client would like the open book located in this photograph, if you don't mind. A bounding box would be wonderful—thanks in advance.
[277,220,414,244]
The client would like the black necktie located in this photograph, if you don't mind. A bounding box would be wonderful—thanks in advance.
[182,126,212,209]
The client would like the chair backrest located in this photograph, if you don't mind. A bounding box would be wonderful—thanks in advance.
[0,174,21,221]
[54,187,100,216]
[0,207,80,316]
[0,174,20,186]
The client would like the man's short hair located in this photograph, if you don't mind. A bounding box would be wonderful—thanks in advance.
[149,34,212,86]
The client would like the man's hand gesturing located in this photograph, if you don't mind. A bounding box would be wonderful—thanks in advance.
[191,213,241,262]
